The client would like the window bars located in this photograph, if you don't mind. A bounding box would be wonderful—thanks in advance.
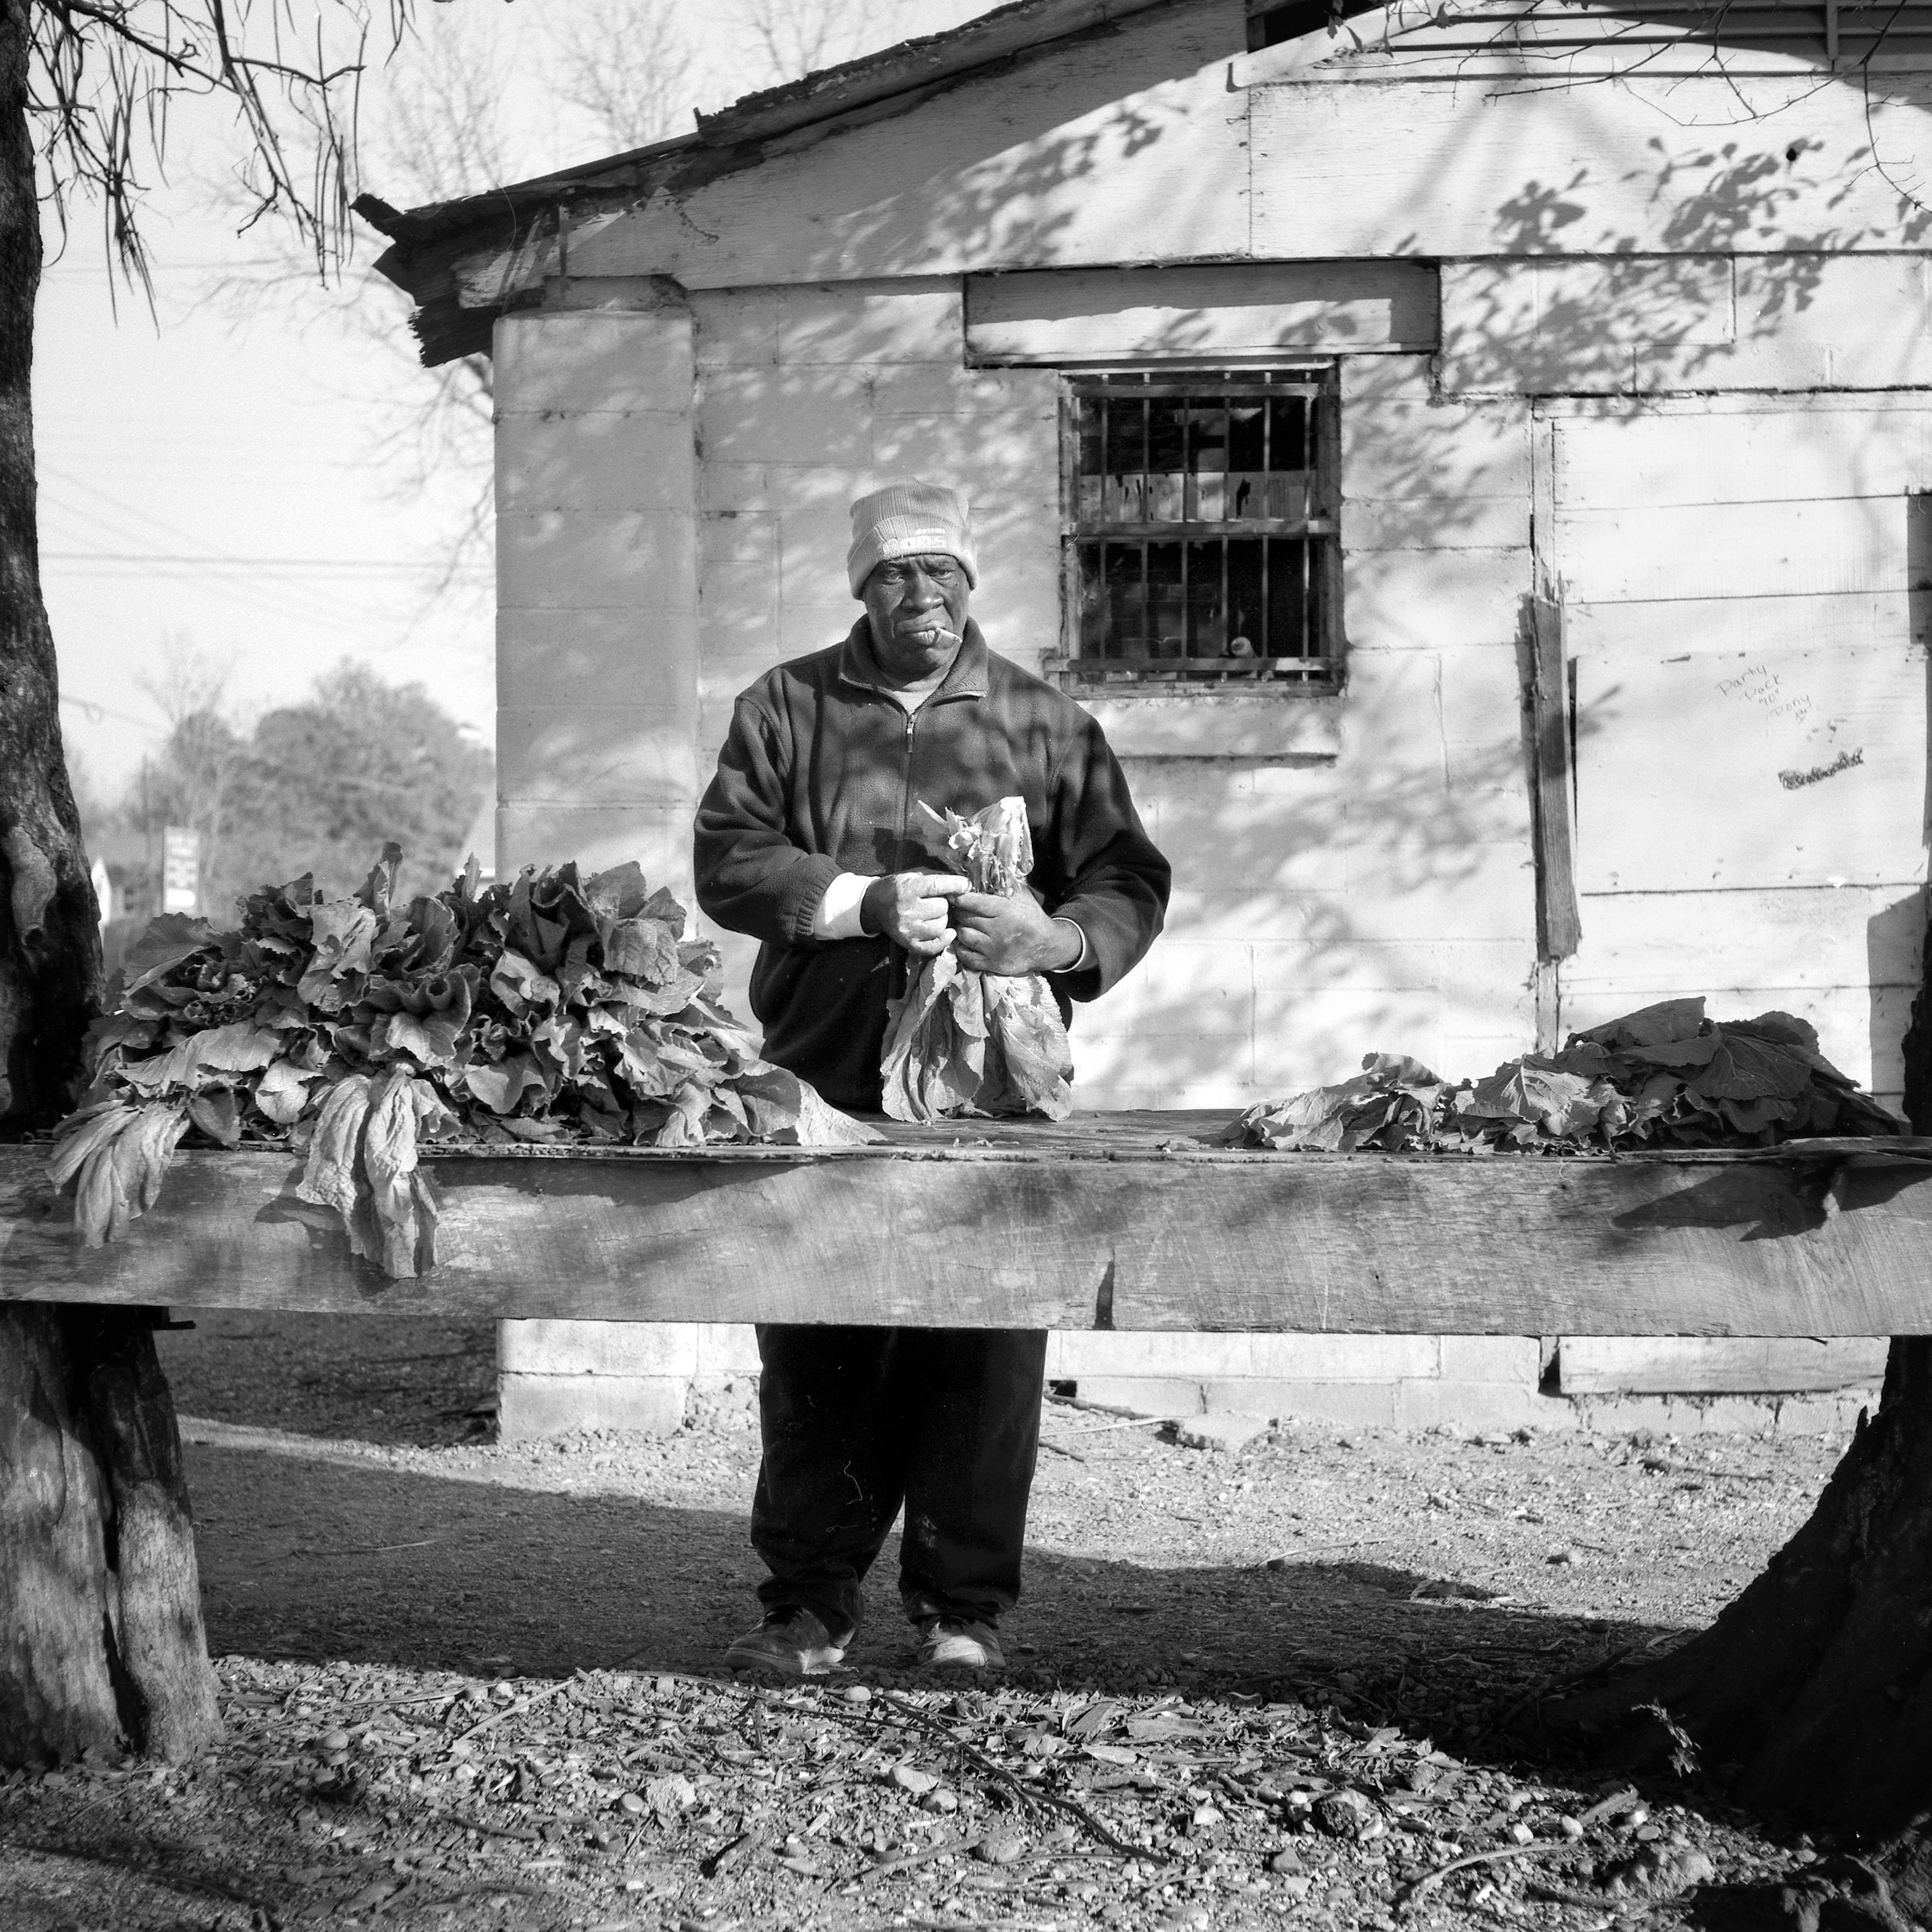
[1058,370,1342,690]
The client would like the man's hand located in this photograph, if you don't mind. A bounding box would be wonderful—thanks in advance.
[862,872,968,957]
[952,891,1082,976]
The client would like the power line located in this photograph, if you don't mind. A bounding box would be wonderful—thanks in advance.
[37,487,391,633]
[35,465,463,632]
[43,552,487,573]
[60,692,165,735]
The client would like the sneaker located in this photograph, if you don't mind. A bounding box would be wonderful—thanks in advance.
[724,1608,847,1677]
[917,1617,1005,1671]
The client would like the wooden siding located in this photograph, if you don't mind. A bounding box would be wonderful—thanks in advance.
[963,262,1439,363]
[448,6,1932,301]
[1548,397,1930,1100]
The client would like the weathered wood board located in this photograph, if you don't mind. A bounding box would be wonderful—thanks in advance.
[1557,1335,1892,1396]
[963,262,1439,364]
[3,1121,1930,1336]
[1572,646,1929,894]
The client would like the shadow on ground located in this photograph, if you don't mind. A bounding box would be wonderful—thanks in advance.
[186,1439,1671,1744]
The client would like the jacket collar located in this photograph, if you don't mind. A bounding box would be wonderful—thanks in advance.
[838,617,990,703]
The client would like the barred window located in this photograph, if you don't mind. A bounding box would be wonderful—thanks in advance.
[1055,369,1342,690]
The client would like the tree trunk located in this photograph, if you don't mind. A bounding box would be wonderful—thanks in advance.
[1535,904,1932,1911]
[0,0,219,1768]
[0,0,97,1130]
[1538,1340,1932,1834]
[0,1306,220,1764]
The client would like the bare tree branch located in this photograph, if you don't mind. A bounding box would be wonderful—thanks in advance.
[29,0,410,293]
[552,0,699,150]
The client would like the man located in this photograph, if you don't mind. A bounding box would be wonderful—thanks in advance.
[694,479,1169,1675]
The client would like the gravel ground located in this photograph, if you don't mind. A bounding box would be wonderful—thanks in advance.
[0,1313,1856,1932]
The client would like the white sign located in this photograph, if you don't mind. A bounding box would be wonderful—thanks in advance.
[162,825,200,915]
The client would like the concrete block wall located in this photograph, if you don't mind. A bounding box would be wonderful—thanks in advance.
[496,1327,1557,1441]
[493,1322,1880,1442]
[495,283,702,897]
[690,288,1543,1105]
[494,286,721,1436]
[492,266,1915,1436]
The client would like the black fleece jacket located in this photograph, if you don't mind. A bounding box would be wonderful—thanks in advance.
[693,619,1170,1111]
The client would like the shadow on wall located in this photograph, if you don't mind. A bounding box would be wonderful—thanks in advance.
[675,48,1932,1104]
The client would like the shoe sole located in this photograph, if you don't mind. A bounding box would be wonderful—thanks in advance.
[724,1642,846,1677]
[919,1645,1004,1671]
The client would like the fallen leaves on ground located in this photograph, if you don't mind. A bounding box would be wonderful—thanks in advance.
[0,1650,1814,1932]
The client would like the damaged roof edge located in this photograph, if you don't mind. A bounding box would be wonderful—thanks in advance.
[692,0,1183,145]
[358,0,1185,313]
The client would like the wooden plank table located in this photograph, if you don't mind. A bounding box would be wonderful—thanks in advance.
[5,1113,1932,1335]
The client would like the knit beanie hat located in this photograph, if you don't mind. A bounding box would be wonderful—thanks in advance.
[846,480,978,597]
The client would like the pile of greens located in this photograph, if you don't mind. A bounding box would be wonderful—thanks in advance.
[880,798,1073,1123]
[48,846,876,1277]
[1235,999,1907,1154]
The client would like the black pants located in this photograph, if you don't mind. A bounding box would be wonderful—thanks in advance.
[750,1324,1049,1643]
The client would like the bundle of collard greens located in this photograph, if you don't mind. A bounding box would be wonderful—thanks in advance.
[48,845,877,1277]
[880,796,1074,1123]
[1236,998,1906,1154]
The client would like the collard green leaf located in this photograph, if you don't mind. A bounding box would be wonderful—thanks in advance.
[119,1021,282,1095]
[297,1075,374,1228]
[253,1060,317,1126]
[1576,998,1707,1052]
[604,916,683,986]
[121,914,221,992]
[463,1056,547,1116]
[583,861,649,921]
[187,1089,243,1148]
[489,949,560,1018]
[376,1007,464,1069]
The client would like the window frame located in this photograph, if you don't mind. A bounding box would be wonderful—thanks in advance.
[1049,365,1345,697]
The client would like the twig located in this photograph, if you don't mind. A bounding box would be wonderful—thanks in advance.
[1660,1461,1776,1485]
[1578,1787,1641,1828]
[1526,1879,1640,1907]
[430,1808,543,1843]
[879,1690,1162,1864]
[855,1830,985,1886]
[1268,1534,1399,1558]
[320,1536,444,1556]
[414,1879,555,1906]
[1498,1644,1646,1730]
[1052,1415,1188,1436]
[1396,1841,1580,1912]
[452,1674,577,1746]
[1038,1438,1087,1462]
[702,1828,770,1879]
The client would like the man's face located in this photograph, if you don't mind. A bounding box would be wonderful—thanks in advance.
[861,552,972,685]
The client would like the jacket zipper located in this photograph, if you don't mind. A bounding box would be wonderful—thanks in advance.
[897,704,919,868]
[890,703,920,998]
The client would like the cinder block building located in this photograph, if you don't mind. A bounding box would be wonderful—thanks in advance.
[368,0,1928,1436]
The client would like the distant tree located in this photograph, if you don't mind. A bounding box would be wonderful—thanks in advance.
[229,663,492,906]
[122,661,492,919]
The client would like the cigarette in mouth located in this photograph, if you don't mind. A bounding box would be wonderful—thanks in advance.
[912,626,962,643]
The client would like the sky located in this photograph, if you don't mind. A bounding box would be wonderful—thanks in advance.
[43,0,982,811]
